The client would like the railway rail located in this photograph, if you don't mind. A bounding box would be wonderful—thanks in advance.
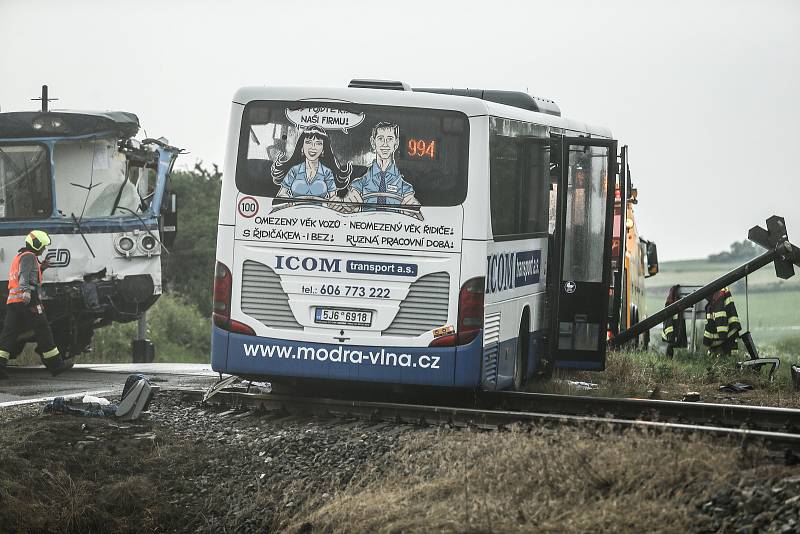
[181,386,800,449]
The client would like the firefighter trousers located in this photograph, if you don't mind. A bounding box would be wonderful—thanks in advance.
[0,302,59,361]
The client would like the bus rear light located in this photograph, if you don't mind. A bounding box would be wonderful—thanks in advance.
[429,333,456,347]
[428,277,485,348]
[212,261,256,336]
[229,319,256,336]
[457,277,485,345]
[213,261,233,328]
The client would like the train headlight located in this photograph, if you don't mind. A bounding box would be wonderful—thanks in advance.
[114,235,136,257]
[139,235,157,254]
[31,117,65,131]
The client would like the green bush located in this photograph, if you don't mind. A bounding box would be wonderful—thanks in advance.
[89,293,211,363]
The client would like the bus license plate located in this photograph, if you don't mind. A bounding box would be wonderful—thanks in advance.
[314,307,373,327]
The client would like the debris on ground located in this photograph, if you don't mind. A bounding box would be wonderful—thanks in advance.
[719,382,754,393]
[559,380,599,391]
[682,392,702,402]
[40,374,158,420]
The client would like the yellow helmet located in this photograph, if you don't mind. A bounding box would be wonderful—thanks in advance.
[26,230,51,253]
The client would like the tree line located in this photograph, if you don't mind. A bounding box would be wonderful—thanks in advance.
[161,163,222,316]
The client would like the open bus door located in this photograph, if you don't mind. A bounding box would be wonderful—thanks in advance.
[549,136,617,370]
[608,145,629,337]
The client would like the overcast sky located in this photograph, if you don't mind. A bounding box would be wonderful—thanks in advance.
[1,0,798,260]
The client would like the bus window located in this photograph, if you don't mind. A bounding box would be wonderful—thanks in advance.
[488,117,549,239]
[236,102,469,208]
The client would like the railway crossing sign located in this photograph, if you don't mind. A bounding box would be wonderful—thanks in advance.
[748,215,799,280]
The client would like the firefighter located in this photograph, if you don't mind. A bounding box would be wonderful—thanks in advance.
[703,286,742,357]
[0,230,67,377]
[661,285,688,358]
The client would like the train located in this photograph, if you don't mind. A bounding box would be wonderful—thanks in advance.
[0,97,179,364]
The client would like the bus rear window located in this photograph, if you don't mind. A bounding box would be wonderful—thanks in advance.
[236,102,469,207]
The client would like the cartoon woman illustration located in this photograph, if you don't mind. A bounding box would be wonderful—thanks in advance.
[270,126,352,206]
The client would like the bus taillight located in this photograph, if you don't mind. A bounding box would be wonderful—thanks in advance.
[457,277,485,345]
[213,261,255,336]
[432,277,485,347]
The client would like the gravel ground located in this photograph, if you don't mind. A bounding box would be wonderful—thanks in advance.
[151,392,411,532]
[696,474,800,533]
[1,389,799,533]
[0,390,413,533]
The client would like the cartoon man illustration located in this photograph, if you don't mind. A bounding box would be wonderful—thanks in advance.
[350,122,420,212]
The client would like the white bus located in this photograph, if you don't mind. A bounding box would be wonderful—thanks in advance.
[212,80,617,390]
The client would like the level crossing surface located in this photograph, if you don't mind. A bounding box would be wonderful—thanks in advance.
[0,363,221,407]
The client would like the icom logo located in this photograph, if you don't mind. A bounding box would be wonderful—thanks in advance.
[274,255,342,273]
[44,249,71,268]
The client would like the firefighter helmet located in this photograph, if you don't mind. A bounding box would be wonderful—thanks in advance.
[26,230,51,253]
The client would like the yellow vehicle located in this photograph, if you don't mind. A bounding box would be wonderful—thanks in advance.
[609,147,658,347]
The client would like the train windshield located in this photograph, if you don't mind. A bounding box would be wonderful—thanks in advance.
[235,101,470,208]
[0,143,53,219]
[52,136,155,219]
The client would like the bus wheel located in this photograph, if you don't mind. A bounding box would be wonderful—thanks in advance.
[512,322,528,391]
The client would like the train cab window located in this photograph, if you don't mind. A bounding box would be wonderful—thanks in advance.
[0,144,53,219]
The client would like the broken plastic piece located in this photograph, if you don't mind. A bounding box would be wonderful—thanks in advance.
[202,375,241,403]
[736,358,780,382]
[116,374,159,421]
[719,382,753,393]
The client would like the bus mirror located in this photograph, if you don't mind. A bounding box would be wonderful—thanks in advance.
[160,192,178,248]
[646,241,659,277]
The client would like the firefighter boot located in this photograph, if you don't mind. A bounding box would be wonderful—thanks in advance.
[41,351,67,377]
[0,354,8,380]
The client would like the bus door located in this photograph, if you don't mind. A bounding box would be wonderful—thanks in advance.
[609,145,629,336]
[549,136,617,370]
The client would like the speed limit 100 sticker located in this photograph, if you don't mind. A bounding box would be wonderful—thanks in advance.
[237,196,259,218]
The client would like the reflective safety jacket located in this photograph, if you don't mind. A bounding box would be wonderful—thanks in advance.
[7,249,42,304]
[661,285,688,347]
[703,287,741,350]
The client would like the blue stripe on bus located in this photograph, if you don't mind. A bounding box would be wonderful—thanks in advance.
[211,326,484,388]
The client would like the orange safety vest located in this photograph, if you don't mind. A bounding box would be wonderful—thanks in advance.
[7,251,42,304]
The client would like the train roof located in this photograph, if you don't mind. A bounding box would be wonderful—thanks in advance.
[0,110,140,139]
[232,82,612,138]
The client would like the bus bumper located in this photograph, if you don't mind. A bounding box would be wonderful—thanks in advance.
[211,326,483,388]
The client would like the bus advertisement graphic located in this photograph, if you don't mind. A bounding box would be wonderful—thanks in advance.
[238,103,467,252]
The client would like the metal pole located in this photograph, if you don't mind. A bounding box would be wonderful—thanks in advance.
[610,245,784,348]
[138,311,146,340]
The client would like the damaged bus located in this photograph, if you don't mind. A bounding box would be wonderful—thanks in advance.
[212,80,618,390]
[0,106,179,363]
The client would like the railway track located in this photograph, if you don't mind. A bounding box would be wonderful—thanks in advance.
[180,386,800,449]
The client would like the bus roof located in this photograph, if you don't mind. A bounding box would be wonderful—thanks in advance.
[232,85,612,138]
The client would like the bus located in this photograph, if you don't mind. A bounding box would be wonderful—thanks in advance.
[608,147,659,347]
[212,80,618,390]
[0,104,180,363]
